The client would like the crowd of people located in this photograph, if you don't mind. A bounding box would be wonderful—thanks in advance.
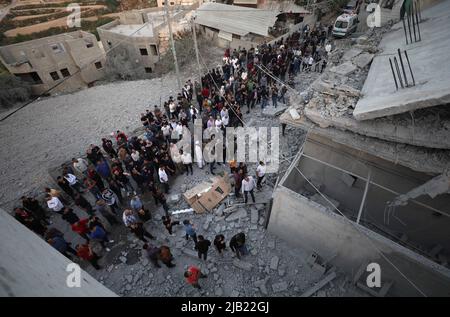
[12,23,333,289]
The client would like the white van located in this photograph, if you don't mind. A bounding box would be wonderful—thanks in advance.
[332,13,359,38]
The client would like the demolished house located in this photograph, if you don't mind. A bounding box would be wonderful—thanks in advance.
[270,0,450,296]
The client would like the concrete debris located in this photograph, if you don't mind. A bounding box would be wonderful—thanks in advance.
[353,53,374,69]
[262,105,288,117]
[232,259,253,271]
[250,207,259,224]
[329,61,358,77]
[226,208,247,222]
[300,272,337,297]
[342,48,363,61]
[270,256,279,270]
[271,281,288,293]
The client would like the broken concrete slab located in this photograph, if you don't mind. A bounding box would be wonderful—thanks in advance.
[342,48,363,61]
[300,272,337,297]
[329,61,358,76]
[262,105,288,117]
[354,1,450,120]
[226,208,247,222]
[353,53,374,69]
[233,259,253,271]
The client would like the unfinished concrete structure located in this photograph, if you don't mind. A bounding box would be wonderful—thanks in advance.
[0,31,105,95]
[0,209,116,297]
[97,3,198,77]
[271,0,450,296]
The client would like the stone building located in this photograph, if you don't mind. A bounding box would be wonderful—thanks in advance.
[0,31,106,95]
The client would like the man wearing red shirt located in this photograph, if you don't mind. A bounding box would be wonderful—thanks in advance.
[201,87,209,99]
[184,266,207,289]
[76,244,101,270]
[71,218,90,242]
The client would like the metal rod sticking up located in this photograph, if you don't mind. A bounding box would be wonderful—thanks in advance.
[407,12,413,43]
[414,1,421,41]
[404,50,416,86]
[411,7,417,42]
[402,18,409,45]
[389,58,399,90]
[398,48,409,86]
[394,57,404,88]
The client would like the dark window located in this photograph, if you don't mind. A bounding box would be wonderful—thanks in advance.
[15,72,43,84]
[85,40,94,48]
[145,67,152,73]
[107,41,112,47]
[150,45,158,56]
[140,48,148,56]
[50,71,60,80]
[60,68,70,77]
[95,61,103,69]
[50,43,64,53]
[170,1,174,5]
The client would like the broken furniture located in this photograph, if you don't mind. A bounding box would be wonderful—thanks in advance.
[183,174,231,213]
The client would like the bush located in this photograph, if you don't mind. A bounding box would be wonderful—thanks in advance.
[0,73,32,108]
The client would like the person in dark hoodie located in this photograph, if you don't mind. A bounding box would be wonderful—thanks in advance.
[196,235,211,261]
[229,232,248,259]
[61,207,80,225]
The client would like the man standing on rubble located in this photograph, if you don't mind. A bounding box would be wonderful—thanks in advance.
[241,174,256,204]
[256,161,266,190]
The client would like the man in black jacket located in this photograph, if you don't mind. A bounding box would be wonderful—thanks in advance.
[230,232,248,259]
[196,235,211,261]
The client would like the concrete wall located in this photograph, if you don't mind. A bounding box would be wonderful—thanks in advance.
[97,21,160,76]
[0,31,105,95]
[0,209,116,297]
[268,186,450,296]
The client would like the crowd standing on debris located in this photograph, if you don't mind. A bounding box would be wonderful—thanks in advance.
[12,23,333,287]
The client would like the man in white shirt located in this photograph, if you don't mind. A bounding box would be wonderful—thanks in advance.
[241,175,256,204]
[46,194,64,213]
[122,209,138,227]
[180,149,193,175]
[64,172,83,193]
[72,158,89,176]
[256,161,266,190]
[159,166,169,193]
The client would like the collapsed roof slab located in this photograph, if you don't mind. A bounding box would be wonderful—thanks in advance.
[353,0,450,121]
[304,104,450,150]
[279,111,450,174]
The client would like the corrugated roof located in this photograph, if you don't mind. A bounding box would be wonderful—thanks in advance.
[233,0,258,4]
[193,2,278,37]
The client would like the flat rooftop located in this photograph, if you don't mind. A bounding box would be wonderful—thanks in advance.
[353,0,450,120]
[107,24,155,38]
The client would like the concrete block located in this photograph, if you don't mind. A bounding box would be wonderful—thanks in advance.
[233,259,253,271]
[226,208,247,222]
[271,281,288,293]
[270,256,279,270]
[342,48,363,61]
[330,61,357,76]
[262,105,288,117]
[353,53,374,69]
